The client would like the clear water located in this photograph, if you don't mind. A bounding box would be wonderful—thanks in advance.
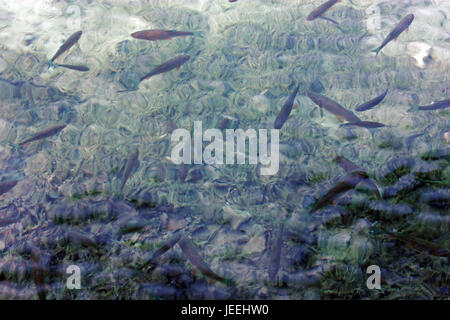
[0,0,448,299]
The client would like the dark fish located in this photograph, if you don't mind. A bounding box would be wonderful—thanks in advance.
[307,0,341,21]
[0,217,18,227]
[30,246,47,300]
[18,124,66,145]
[55,64,89,72]
[334,156,359,173]
[355,88,388,111]
[381,227,450,258]
[334,156,381,199]
[178,236,226,282]
[372,14,414,55]
[405,132,424,147]
[145,232,183,268]
[408,98,450,111]
[307,91,361,122]
[50,31,82,62]
[66,230,99,250]
[131,29,195,41]
[120,149,140,191]
[340,121,386,128]
[274,85,300,129]
[140,55,190,82]
[0,180,17,196]
[309,170,368,213]
[268,223,284,281]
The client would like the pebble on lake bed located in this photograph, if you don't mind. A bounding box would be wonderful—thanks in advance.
[407,42,432,69]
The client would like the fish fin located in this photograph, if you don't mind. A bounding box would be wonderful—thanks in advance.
[394,37,398,41]
[182,35,187,38]
[319,16,339,26]
[168,37,172,40]
[293,103,299,110]
[117,89,137,93]
[320,107,324,118]
[337,115,345,122]
[371,47,381,55]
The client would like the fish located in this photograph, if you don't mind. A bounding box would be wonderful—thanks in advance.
[274,85,300,129]
[0,217,18,227]
[66,230,99,250]
[55,64,89,72]
[333,156,360,173]
[145,231,183,268]
[18,124,66,145]
[268,222,284,281]
[309,170,368,213]
[120,149,140,191]
[50,31,83,62]
[340,121,386,128]
[140,55,190,82]
[307,91,361,122]
[307,0,341,22]
[355,88,388,112]
[372,14,414,55]
[408,98,450,112]
[334,156,381,199]
[380,227,450,258]
[0,180,17,196]
[178,236,226,282]
[131,29,196,41]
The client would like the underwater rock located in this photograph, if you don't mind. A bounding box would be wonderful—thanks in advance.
[119,71,140,91]
[242,232,266,256]
[420,189,450,209]
[0,282,34,299]
[139,283,180,299]
[368,201,414,218]
[382,173,421,199]
[317,225,374,265]
[222,206,251,231]
[309,79,325,94]
[252,94,270,114]
[384,157,415,180]
[413,161,442,180]
[416,212,450,234]
[186,282,231,299]
[0,258,31,284]
[420,148,450,161]
[407,42,432,69]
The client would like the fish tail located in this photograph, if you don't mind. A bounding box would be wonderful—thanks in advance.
[192,31,204,38]
[407,105,419,112]
[45,60,54,69]
[371,47,381,56]
[8,143,20,152]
